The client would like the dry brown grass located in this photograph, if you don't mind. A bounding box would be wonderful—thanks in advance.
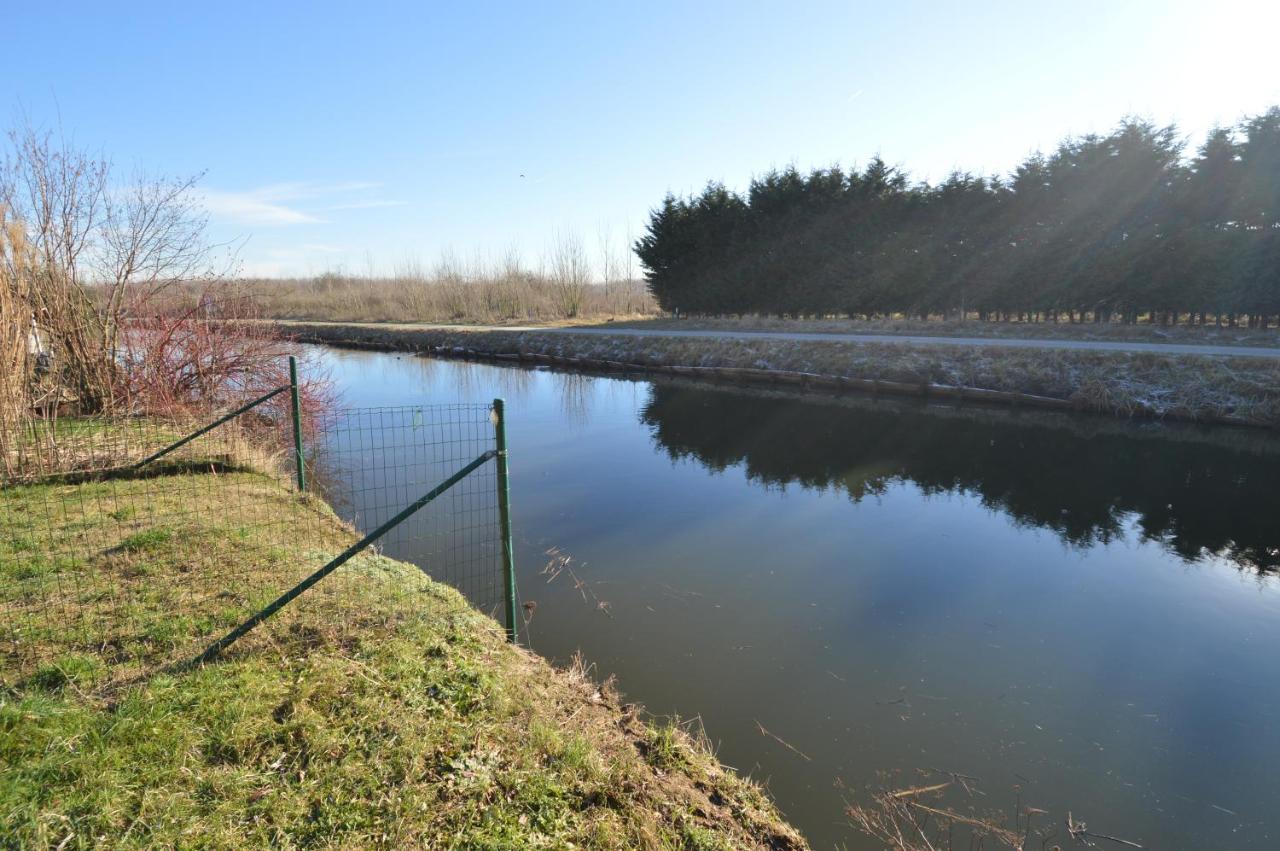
[234,264,657,325]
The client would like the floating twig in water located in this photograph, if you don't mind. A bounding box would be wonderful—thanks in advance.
[890,782,951,799]
[847,772,1039,850]
[658,582,703,603]
[925,767,980,796]
[1067,811,1144,848]
[754,720,811,762]
[540,546,611,616]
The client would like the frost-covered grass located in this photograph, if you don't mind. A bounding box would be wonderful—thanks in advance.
[607,315,1280,348]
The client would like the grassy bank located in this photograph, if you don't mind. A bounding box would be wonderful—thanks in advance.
[0,469,806,849]
[283,321,1280,429]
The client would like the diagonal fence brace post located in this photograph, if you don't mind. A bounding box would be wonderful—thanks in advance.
[133,385,291,470]
[193,449,498,665]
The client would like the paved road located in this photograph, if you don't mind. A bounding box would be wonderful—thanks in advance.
[309,321,1280,359]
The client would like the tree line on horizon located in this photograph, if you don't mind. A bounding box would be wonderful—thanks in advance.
[635,108,1280,326]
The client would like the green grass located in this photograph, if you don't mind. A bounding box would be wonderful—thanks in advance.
[0,469,806,849]
[115,527,174,553]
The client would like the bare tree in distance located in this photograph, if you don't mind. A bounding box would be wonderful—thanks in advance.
[548,229,590,318]
[99,169,222,358]
[597,222,618,284]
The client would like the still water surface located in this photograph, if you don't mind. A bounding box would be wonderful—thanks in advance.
[316,345,1280,851]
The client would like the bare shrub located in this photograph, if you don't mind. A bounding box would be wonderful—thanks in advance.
[1,120,332,479]
[119,283,325,419]
[99,169,217,357]
[434,249,469,319]
[548,230,590,318]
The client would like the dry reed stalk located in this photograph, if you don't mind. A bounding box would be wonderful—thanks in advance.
[1,204,39,477]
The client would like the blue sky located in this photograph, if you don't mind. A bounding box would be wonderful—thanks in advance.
[5,1,1279,277]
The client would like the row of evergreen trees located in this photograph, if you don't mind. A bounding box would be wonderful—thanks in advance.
[635,108,1280,325]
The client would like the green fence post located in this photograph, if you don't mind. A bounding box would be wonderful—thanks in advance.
[289,356,306,492]
[493,398,518,643]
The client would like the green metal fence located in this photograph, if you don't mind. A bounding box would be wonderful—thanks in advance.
[0,362,517,683]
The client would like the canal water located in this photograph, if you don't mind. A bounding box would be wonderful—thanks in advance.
[315,345,1280,851]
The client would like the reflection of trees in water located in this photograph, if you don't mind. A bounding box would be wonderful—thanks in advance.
[640,385,1280,572]
[337,348,441,388]
[445,360,482,398]
[328,349,537,405]
[487,361,535,402]
[424,358,535,403]
[554,373,594,426]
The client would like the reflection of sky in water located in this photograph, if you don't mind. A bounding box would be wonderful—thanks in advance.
[314,346,1280,851]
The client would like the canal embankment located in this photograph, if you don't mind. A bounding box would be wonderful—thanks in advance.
[1,464,807,850]
[281,321,1280,429]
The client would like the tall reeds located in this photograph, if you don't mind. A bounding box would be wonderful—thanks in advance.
[0,205,34,476]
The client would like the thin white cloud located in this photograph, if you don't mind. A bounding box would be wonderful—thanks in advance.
[200,180,396,226]
[323,199,407,211]
[238,243,349,277]
[202,189,323,225]
[249,180,381,202]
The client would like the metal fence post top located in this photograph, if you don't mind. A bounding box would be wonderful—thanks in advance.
[289,354,306,492]
[492,395,517,644]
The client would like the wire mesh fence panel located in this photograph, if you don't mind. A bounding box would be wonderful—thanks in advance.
[0,403,313,680]
[311,404,506,622]
[1,398,512,686]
